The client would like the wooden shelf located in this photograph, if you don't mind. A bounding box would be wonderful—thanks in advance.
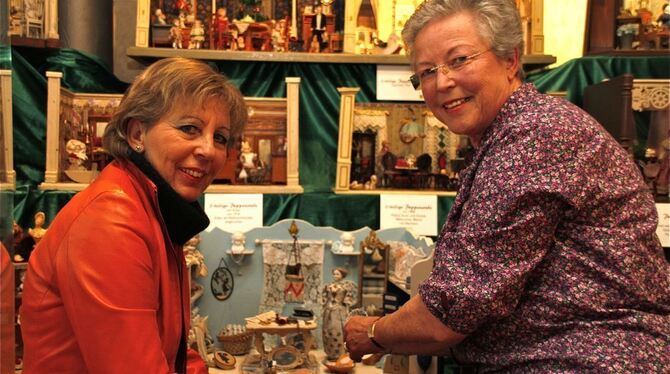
[127,46,556,69]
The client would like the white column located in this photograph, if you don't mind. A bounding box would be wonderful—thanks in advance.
[45,0,59,40]
[0,70,15,188]
[135,0,150,47]
[285,77,301,189]
[335,87,360,191]
[44,72,63,185]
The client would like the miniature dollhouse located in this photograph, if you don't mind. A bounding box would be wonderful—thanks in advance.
[39,72,303,194]
[334,87,465,195]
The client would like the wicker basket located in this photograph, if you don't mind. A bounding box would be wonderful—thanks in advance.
[217,331,253,355]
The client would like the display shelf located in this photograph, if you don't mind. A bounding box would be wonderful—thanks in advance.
[127,47,556,68]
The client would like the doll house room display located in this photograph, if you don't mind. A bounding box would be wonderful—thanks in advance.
[334,87,468,196]
[584,0,670,54]
[7,0,60,48]
[193,219,433,373]
[0,70,15,191]
[39,72,302,194]
[207,76,302,194]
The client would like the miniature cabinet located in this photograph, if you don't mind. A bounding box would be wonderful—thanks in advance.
[357,230,390,313]
[0,70,15,191]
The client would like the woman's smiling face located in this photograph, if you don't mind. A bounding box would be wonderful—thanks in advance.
[414,12,521,146]
[129,97,231,201]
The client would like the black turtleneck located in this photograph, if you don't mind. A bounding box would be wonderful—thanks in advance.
[128,150,210,246]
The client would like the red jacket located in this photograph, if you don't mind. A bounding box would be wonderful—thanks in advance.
[21,160,203,373]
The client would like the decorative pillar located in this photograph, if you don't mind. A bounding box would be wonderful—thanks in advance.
[0,70,14,188]
[335,87,360,192]
[530,0,544,54]
[290,0,297,39]
[343,0,362,53]
[45,0,59,41]
[44,72,62,185]
[136,0,150,47]
[285,77,301,189]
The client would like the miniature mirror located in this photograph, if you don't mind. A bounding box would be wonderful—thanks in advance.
[211,258,234,301]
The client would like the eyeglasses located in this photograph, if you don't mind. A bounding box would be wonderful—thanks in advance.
[409,49,490,90]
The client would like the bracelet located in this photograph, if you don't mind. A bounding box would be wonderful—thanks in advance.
[367,318,386,351]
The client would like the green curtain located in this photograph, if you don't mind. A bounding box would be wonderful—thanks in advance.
[10,49,670,232]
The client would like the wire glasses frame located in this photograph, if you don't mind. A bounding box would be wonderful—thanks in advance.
[409,49,490,90]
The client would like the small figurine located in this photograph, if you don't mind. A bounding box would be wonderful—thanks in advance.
[170,18,183,49]
[189,19,205,49]
[15,212,48,262]
[337,232,356,253]
[65,139,88,171]
[238,139,263,183]
[271,20,286,52]
[309,34,320,53]
[321,267,357,362]
[154,8,167,25]
[28,212,48,245]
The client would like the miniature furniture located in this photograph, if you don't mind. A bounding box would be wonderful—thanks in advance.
[357,230,390,312]
[245,311,317,369]
[0,70,15,190]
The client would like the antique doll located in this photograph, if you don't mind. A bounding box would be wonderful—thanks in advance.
[189,19,205,49]
[322,267,357,361]
[170,18,183,49]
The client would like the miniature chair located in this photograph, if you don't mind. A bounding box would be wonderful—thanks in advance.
[248,22,272,51]
[381,151,398,187]
[413,153,433,189]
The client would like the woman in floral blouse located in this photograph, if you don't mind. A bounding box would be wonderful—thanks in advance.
[344,0,670,372]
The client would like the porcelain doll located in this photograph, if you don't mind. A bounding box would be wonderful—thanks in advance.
[65,139,88,171]
[189,19,205,49]
[154,8,167,25]
[170,18,183,49]
[321,267,357,361]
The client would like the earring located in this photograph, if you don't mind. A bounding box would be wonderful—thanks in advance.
[135,144,143,152]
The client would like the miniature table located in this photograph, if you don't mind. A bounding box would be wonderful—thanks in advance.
[245,312,317,367]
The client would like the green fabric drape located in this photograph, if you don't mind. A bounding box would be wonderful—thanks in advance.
[9,50,670,233]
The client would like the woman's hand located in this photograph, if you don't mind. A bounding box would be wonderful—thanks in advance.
[343,316,385,361]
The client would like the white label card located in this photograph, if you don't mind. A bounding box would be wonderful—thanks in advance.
[204,194,263,233]
[376,65,424,102]
[380,194,438,236]
[656,203,670,247]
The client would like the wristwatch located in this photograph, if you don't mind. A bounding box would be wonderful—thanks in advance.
[367,318,386,350]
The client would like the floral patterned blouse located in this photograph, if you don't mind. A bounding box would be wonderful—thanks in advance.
[419,83,670,372]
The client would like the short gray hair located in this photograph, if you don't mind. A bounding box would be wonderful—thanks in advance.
[103,57,247,160]
[402,0,524,79]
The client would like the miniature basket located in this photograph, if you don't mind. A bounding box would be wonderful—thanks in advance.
[217,331,253,355]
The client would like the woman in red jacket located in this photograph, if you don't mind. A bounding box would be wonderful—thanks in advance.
[21,57,247,374]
